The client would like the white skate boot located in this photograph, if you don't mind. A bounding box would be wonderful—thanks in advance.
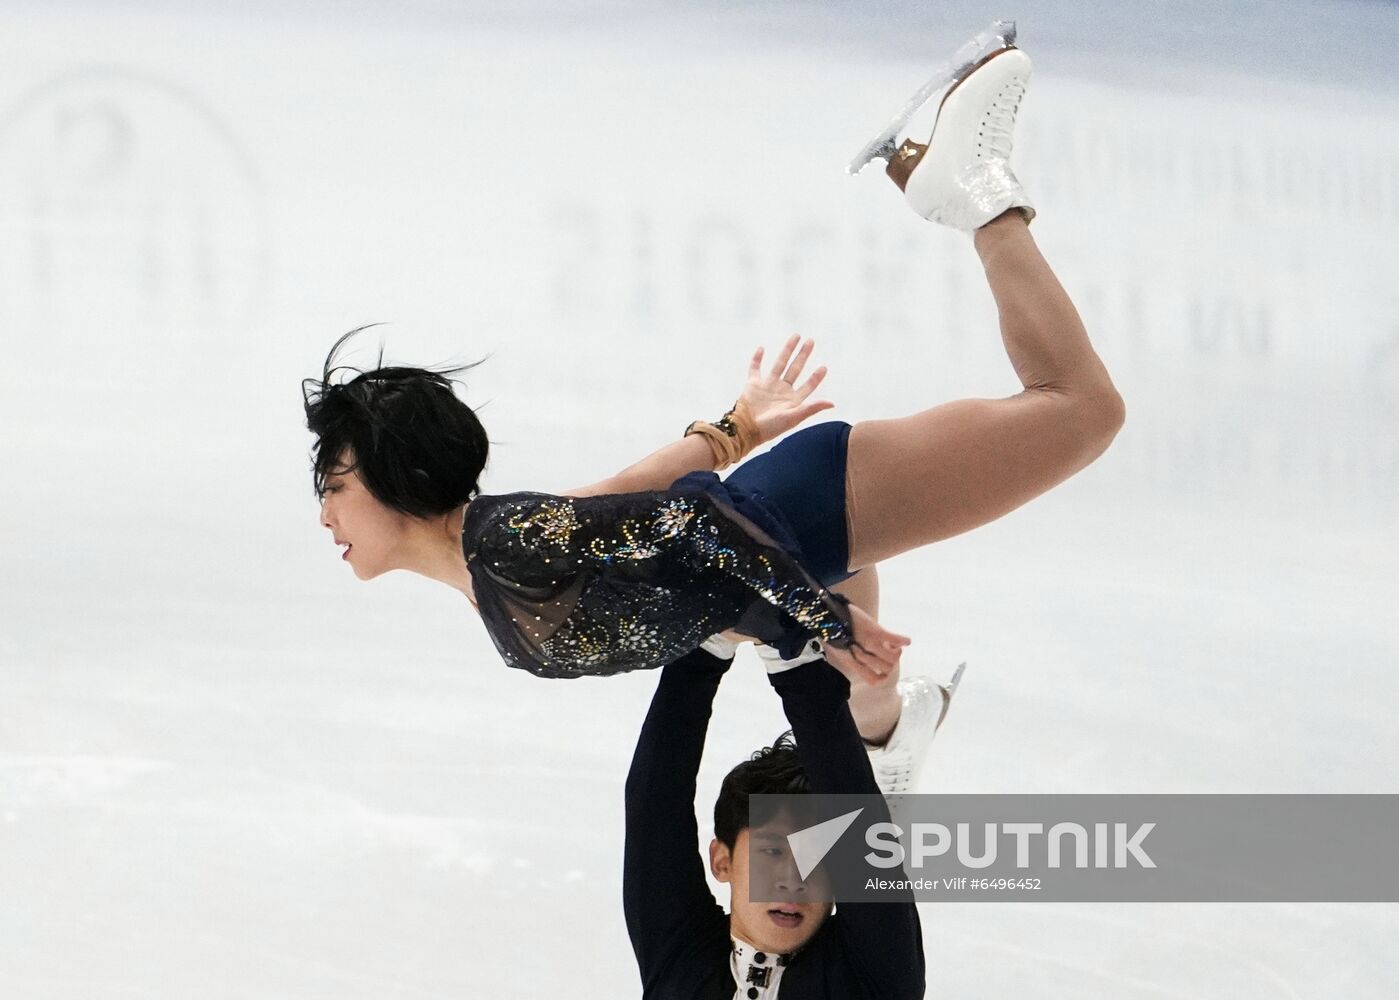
[866,663,965,796]
[848,19,1034,231]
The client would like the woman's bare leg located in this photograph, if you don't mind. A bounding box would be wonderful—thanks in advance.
[830,568,901,743]
[844,212,1126,570]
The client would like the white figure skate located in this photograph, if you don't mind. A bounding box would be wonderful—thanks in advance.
[849,20,1035,231]
[866,663,965,796]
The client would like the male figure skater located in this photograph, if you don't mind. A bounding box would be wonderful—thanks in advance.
[623,636,925,999]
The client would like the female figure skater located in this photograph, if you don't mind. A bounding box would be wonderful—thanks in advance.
[306,44,1122,771]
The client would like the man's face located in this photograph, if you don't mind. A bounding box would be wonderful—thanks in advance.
[710,822,832,954]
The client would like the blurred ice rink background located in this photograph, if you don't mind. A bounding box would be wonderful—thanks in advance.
[1,1,1396,996]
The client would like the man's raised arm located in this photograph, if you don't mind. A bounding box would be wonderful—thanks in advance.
[765,650,926,1000]
[622,644,733,987]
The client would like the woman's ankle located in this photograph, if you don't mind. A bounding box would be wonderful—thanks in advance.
[976,208,1030,240]
[973,208,1034,265]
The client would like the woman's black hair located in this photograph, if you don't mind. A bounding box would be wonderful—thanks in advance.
[713,731,810,850]
[302,326,490,518]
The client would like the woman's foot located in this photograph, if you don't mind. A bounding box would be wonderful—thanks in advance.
[891,47,1035,231]
[865,664,965,796]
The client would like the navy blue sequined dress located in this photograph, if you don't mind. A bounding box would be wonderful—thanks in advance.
[460,472,854,678]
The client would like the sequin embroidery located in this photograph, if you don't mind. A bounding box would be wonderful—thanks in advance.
[505,500,581,548]
[462,485,851,679]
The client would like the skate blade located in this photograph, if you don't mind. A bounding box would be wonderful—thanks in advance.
[935,662,967,730]
[944,661,966,699]
[846,19,1017,176]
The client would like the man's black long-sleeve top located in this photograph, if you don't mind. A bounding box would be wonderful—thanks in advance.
[622,647,925,999]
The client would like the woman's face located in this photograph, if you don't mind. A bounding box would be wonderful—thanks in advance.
[318,456,414,580]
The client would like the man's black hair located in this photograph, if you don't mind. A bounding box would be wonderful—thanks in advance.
[303,326,490,518]
[713,730,810,850]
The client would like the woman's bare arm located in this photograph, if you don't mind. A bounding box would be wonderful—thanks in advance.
[562,435,717,498]
[561,336,833,497]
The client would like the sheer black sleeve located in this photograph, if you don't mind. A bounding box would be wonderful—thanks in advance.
[674,484,854,657]
[462,486,853,678]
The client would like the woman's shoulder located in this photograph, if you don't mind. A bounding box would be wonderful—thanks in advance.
[465,489,569,519]
[462,490,569,542]
[468,484,699,517]
[462,481,724,543]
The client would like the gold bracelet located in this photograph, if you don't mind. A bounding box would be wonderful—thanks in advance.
[685,399,760,471]
[685,421,739,468]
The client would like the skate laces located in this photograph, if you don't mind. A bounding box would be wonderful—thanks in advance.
[979,81,1024,160]
[876,762,913,794]
[873,749,913,781]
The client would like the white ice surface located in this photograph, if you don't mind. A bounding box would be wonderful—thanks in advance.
[1,2,1396,997]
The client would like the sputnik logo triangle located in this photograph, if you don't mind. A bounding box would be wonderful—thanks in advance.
[787,808,865,880]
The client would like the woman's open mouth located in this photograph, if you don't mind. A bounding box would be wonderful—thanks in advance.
[340,542,352,561]
[767,908,803,929]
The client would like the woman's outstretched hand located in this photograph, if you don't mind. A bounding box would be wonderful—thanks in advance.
[739,335,835,445]
[824,604,910,686]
